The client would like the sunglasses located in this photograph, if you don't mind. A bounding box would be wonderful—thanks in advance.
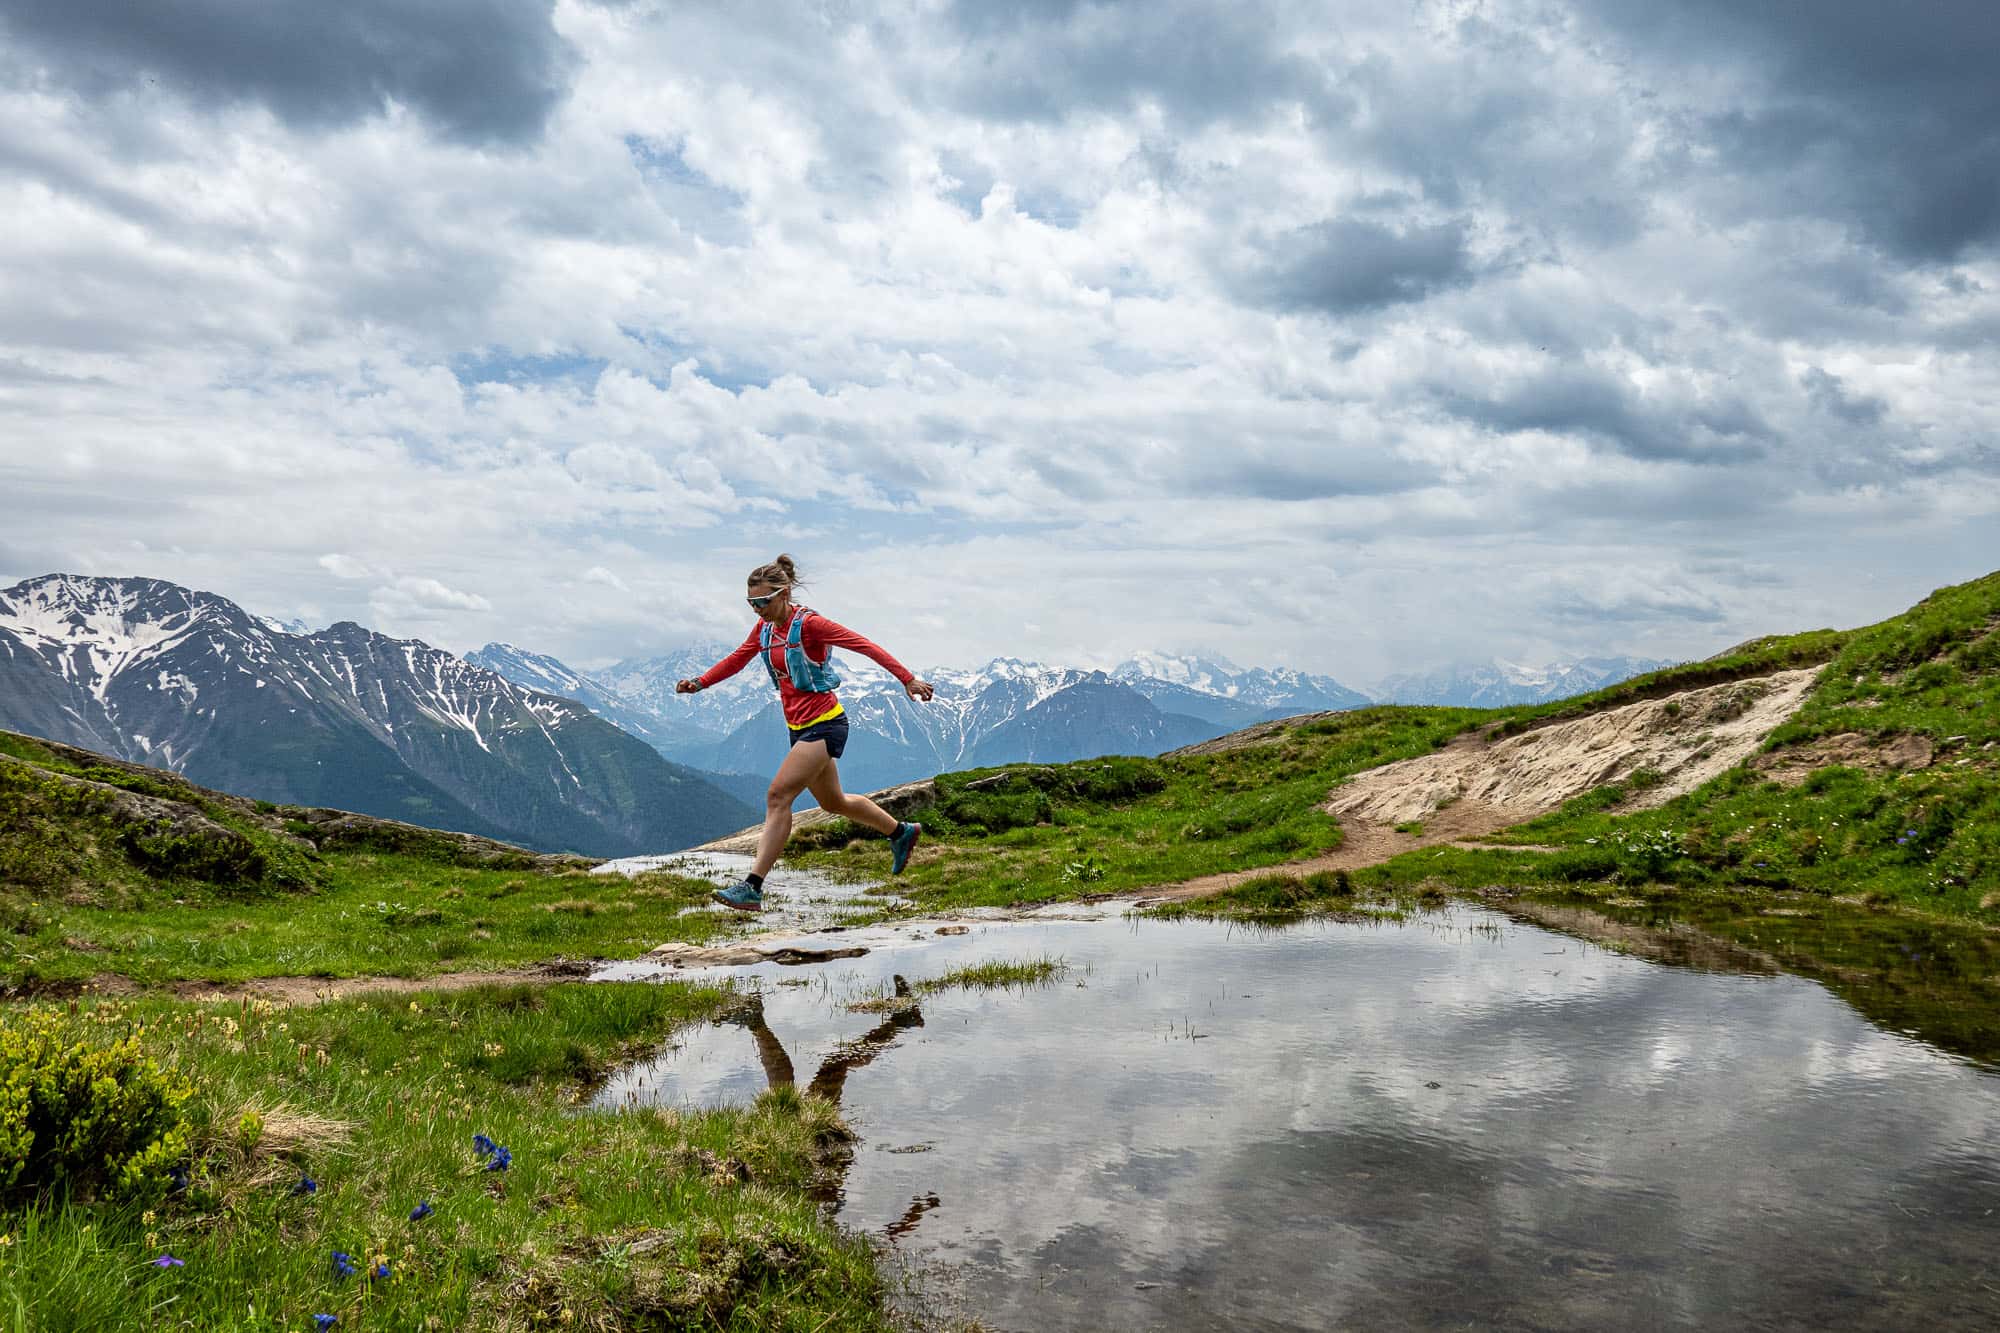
[746,589,788,609]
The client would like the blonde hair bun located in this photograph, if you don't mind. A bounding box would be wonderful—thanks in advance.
[748,554,800,588]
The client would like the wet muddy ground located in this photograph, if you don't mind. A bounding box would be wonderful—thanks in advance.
[592,904,2000,1331]
[592,849,907,932]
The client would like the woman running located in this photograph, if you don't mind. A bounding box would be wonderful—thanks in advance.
[676,554,933,912]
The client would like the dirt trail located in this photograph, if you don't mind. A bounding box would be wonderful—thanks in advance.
[1325,668,1821,825]
[1138,667,1822,905]
[56,961,599,1006]
[1132,799,1522,904]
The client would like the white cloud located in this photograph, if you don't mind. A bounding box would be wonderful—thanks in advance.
[381,576,492,613]
[318,553,374,580]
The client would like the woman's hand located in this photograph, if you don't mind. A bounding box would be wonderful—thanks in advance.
[675,678,702,694]
[905,678,935,702]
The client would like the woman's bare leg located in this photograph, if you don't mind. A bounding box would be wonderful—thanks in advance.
[806,759,898,836]
[752,740,832,878]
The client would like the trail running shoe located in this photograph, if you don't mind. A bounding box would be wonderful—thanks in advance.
[890,821,922,875]
[712,880,765,912]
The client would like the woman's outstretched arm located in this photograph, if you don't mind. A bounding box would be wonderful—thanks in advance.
[676,625,761,693]
[805,616,934,700]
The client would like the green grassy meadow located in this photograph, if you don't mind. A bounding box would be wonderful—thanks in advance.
[0,982,895,1332]
[0,728,746,992]
[1,851,734,992]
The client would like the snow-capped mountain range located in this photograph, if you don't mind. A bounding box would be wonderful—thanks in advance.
[469,637,1668,794]
[0,575,752,855]
[472,642,1371,794]
[1371,656,1671,708]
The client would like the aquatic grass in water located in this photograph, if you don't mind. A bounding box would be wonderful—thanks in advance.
[838,957,1072,1016]
[912,956,1071,994]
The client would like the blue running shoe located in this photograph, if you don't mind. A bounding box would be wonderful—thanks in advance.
[712,880,764,912]
[889,821,922,875]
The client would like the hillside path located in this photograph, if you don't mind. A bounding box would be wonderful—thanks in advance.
[1130,799,1526,904]
[1135,667,1821,905]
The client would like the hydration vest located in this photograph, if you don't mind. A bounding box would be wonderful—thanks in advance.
[758,610,843,693]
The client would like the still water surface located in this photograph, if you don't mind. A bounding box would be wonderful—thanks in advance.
[597,906,2000,1330]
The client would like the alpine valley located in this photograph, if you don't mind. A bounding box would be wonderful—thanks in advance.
[0,575,754,856]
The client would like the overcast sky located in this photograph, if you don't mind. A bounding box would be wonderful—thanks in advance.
[3,0,1996,684]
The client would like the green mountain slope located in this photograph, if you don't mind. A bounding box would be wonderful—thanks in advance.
[0,729,745,990]
[1449,569,2000,916]
[803,570,1999,925]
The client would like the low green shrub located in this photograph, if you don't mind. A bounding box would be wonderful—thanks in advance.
[0,1010,193,1204]
[917,758,1169,837]
[122,818,270,883]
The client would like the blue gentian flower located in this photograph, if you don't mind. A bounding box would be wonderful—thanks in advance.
[151,1254,184,1268]
[486,1146,512,1172]
[167,1164,189,1193]
[315,1316,338,1331]
[409,1200,434,1221]
[472,1133,498,1157]
[291,1175,317,1196]
[332,1251,357,1279]
[373,1262,391,1280]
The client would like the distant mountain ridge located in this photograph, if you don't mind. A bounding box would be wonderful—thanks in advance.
[1372,656,1672,708]
[0,575,753,856]
[473,641,1376,793]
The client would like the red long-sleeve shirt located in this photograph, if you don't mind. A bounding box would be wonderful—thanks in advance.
[696,607,915,729]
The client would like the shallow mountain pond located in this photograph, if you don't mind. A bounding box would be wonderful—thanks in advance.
[594,902,2000,1330]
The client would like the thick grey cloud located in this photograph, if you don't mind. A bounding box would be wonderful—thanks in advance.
[1579,0,2000,261]
[0,0,574,144]
[938,0,1322,127]
[1235,217,1478,313]
[1426,366,1771,465]
[1799,367,1886,428]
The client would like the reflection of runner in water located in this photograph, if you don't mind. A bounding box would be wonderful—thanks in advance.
[732,979,943,1241]
[677,554,934,913]
[731,976,924,1107]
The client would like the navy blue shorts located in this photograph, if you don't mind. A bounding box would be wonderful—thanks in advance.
[789,715,849,758]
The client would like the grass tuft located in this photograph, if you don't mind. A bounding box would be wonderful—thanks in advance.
[913,956,1070,993]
